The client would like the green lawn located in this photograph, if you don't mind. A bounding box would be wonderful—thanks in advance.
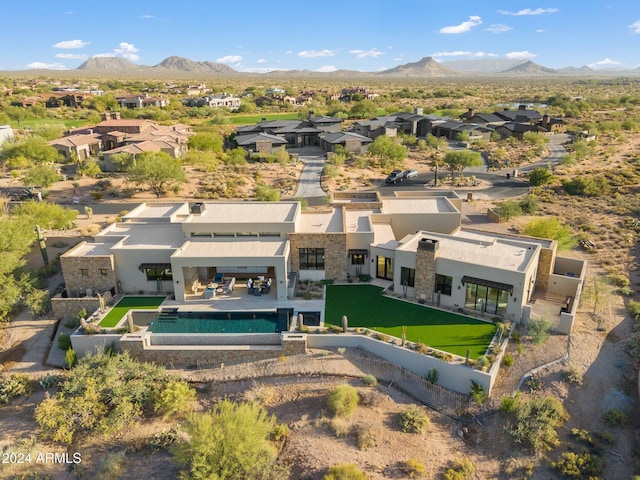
[324,285,496,358]
[9,118,90,129]
[226,112,300,125]
[98,296,167,328]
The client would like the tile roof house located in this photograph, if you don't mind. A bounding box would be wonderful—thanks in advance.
[235,132,289,154]
[48,134,102,161]
[117,94,169,109]
[319,131,372,153]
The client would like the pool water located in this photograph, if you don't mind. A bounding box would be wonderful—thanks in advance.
[149,310,289,334]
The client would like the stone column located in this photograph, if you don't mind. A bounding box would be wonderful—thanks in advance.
[414,238,439,303]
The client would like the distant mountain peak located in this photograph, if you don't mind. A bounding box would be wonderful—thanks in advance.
[502,60,556,74]
[377,56,463,77]
[77,56,142,71]
[154,56,236,73]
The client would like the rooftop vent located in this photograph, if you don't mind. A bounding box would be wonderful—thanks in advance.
[191,202,206,215]
[417,238,439,252]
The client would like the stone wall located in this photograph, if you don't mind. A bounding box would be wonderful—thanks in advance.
[51,296,102,320]
[414,238,439,302]
[61,244,117,297]
[535,244,557,292]
[288,232,347,281]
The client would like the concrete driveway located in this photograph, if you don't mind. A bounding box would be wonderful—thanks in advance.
[291,147,327,199]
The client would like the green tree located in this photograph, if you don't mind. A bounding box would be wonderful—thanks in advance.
[275,146,290,171]
[443,150,483,178]
[0,136,60,168]
[522,217,577,250]
[155,380,196,420]
[368,136,408,168]
[255,183,281,201]
[349,100,377,119]
[505,395,569,453]
[326,384,359,417]
[22,164,59,188]
[12,201,78,230]
[77,161,102,178]
[173,400,289,480]
[493,200,522,221]
[188,132,224,153]
[126,152,186,198]
[528,167,553,186]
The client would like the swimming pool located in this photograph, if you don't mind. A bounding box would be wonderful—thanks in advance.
[149,309,291,334]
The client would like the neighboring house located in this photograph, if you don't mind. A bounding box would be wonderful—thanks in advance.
[48,134,102,161]
[0,125,15,146]
[495,122,546,140]
[538,114,567,133]
[117,94,169,109]
[460,109,505,126]
[353,119,398,139]
[182,94,241,109]
[318,131,372,153]
[45,93,87,108]
[60,192,585,327]
[235,132,289,154]
[493,105,543,124]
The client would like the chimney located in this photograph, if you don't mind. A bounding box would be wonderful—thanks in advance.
[261,117,267,123]
[518,104,526,110]
[417,238,439,252]
[190,202,206,215]
[543,114,550,125]
[308,110,315,119]
[414,107,423,115]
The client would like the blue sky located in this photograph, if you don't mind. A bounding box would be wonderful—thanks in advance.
[2,1,640,72]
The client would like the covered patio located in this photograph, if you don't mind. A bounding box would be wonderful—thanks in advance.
[170,238,290,302]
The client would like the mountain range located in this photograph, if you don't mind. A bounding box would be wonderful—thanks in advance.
[74,55,640,77]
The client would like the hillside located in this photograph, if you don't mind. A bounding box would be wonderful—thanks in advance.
[153,56,237,74]
[377,56,464,77]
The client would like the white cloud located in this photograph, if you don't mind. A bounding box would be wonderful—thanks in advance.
[241,67,287,73]
[349,49,384,58]
[630,20,640,33]
[485,24,512,34]
[55,53,89,60]
[393,56,405,62]
[284,50,293,55]
[439,16,482,34]
[431,51,472,57]
[505,51,537,59]
[499,8,558,16]
[216,55,242,65]
[53,39,89,49]
[298,49,335,58]
[536,29,545,33]
[27,62,68,70]
[114,42,140,61]
[588,58,622,69]
[257,58,266,64]
[316,65,337,72]
[472,52,499,57]
[140,14,154,19]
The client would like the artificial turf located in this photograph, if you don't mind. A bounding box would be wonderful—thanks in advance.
[324,284,496,358]
[98,296,167,328]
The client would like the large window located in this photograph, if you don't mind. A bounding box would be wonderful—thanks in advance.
[400,267,415,287]
[465,282,509,315]
[299,248,324,270]
[145,268,173,281]
[435,274,452,296]
[376,256,393,280]
[351,254,365,265]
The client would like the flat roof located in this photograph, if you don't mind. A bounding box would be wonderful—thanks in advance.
[67,242,113,256]
[380,197,457,214]
[400,230,538,272]
[173,238,288,259]
[123,203,187,221]
[345,210,373,233]
[107,224,185,250]
[372,222,399,249]
[298,210,343,233]
[185,202,298,224]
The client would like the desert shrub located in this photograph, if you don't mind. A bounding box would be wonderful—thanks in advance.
[627,299,640,319]
[443,457,475,480]
[361,374,377,386]
[470,381,487,406]
[527,319,551,344]
[399,405,430,433]
[355,424,378,450]
[35,351,174,444]
[271,423,290,442]
[551,451,605,479]
[425,368,439,385]
[564,367,583,386]
[96,451,126,480]
[571,428,594,447]
[603,409,628,427]
[528,167,553,186]
[522,217,577,250]
[358,389,385,408]
[594,430,615,444]
[327,384,359,417]
[500,393,519,413]
[519,194,539,214]
[562,175,610,197]
[155,379,196,419]
[150,428,178,451]
[328,417,351,437]
[64,348,77,368]
[402,458,427,478]
[173,400,289,480]
[0,373,33,405]
[505,395,569,453]
[476,355,490,370]
[39,374,62,391]
[57,332,71,351]
[502,354,515,367]
[494,200,522,221]
[608,273,630,288]
[323,464,369,480]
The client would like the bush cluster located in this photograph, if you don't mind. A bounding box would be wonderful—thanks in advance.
[327,384,360,417]
[399,405,430,434]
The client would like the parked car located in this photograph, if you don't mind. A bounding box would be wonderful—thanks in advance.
[385,170,405,184]
[403,169,418,179]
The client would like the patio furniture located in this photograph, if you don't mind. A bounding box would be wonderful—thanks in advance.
[214,272,224,283]
[221,277,236,294]
[204,283,217,299]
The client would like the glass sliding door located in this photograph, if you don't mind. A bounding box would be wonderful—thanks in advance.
[376,256,393,280]
[465,281,510,315]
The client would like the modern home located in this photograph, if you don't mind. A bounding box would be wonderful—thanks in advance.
[60,192,584,326]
